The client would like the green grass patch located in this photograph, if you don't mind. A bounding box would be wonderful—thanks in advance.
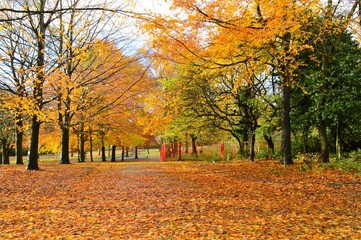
[322,159,361,175]
[322,150,361,175]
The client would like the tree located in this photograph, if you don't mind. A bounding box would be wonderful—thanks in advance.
[0,1,35,165]
[67,42,153,162]
[0,0,64,170]
[50,4,138,164]
[292,28,361,159]
[312,0,361,162]
[176,64,267,161]
[142,0,316,163]
[0,102,15,165]
[0,0,145,169]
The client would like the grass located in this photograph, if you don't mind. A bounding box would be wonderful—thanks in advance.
[8,148,161,165]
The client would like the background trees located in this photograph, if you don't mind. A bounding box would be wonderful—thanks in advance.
[140,0,361,163]
[0,0,154,168]
[0,0,360,166]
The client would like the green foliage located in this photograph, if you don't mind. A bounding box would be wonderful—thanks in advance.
[350,149,361,162]
[321,150,361,174]
[256,148,277,160]
[322,159,361,175]
[292,29,361,155]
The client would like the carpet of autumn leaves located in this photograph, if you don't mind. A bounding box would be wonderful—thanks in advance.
[0,160,360,239]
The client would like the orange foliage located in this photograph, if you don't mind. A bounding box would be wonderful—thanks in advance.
[0,160,360,239]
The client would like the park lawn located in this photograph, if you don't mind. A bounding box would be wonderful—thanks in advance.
[0,160,360,239]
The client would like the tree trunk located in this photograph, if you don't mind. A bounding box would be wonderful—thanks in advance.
[77,133,80,162]
[319,119,329,163]
[2,140,10,164]
[111,145,116,162]
[79,124,85,162]
[335,122,341,158]
[135,146,138,159]
[320,51,330,163]
[59,127,70,164]
[190,134,198,156]
[121,145,125,161]
[15,129,23,165]
[280,83,293,164]
[27,116,40,170]
[264,135,275,159]
[250,131,256,162]
[89,129,93,162]
[15,117,24,164]
[101,145,106,162]
[27,0,46,170]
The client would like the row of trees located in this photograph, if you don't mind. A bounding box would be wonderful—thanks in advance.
[141,0,361,163]
[0,0,154,169]
[1,0,360,168]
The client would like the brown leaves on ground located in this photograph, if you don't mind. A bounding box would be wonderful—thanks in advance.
[0,161,360,239]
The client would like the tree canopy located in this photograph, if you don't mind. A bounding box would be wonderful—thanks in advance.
[0,0,360,168]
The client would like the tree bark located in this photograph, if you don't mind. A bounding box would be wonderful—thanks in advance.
[134,146,138,159]
[319,118,329,163]
[89,129,93,162]
[79,123,85,162]
[264,135,275,157]
[15,119,23,164]
[101,145,106,162]
[27,116,40,170]
[125,147,129,157]
[319,43,331,163]
[335,122,341,158]
[280,83,293,164]
[111,145,116,162]
[190,134,198,156]
[27,0,45,170]
[121,145,125,161]
[250,131,256,162]
[59,127,70,164]
[2,140,10,164]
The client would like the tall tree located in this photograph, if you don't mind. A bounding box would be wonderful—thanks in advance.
[24,0,56,170]
[142,0,315,163]
[0,7,33,165]
[313,0,361,162]
[0,0,144,169]
[292,28,361,158]
[0,104,14,165]
[50,0,136,164]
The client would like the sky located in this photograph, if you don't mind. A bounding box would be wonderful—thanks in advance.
[135,0,171,14]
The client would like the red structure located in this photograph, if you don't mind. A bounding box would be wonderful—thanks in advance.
[160,144,167,161]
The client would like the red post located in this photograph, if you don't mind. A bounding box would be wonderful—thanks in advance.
[178,142,182,161]
[220,142,225,159]
[160,144,167,161]
[160,145,163,161]
[163,144,167,161]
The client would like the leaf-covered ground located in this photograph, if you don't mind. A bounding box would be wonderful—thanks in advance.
[0,160,360,239]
